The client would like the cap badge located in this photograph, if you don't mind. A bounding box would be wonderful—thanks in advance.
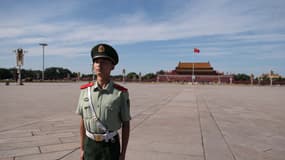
[98,45,105,53]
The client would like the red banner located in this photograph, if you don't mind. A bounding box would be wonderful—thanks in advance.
[194,48,200,54]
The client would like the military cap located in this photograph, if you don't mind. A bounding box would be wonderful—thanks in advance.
[91,43,119,65]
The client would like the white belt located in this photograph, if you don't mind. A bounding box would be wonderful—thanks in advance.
[86,130,118,142]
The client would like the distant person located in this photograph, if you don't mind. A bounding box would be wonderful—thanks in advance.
[76,43,131,160]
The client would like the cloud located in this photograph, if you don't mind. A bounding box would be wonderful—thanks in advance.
[1,0,284,46]
[58,0,284,47]
[0,0,285,76]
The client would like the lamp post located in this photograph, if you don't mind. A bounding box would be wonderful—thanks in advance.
[39,43,48,81]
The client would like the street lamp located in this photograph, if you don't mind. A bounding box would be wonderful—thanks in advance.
[39,43,48,81]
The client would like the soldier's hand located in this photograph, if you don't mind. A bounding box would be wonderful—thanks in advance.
[119,153,125,160]
[80,149,84,160]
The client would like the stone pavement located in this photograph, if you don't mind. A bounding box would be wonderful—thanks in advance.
[0,83,285,160]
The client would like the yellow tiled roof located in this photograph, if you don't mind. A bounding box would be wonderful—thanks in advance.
[177,62,212,69]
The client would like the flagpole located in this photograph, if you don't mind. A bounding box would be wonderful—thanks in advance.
[192,48,200,84]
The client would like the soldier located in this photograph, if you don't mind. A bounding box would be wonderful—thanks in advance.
[76,43,131,160]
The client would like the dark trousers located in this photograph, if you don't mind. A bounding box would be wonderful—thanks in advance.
[84,135,120,160]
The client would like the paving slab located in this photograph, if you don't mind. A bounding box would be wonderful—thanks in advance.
[197,96,235,160]
[14,150,70,160]
[0,83,285,160]
[40,142,79,153]
[0,147,39,158]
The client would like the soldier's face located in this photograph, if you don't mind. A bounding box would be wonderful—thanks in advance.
[93,58,114,77]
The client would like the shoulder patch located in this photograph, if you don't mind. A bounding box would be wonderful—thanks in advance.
[114,83,128,92]
[80,82,94,89]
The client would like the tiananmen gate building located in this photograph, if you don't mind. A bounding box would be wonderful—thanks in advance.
[157,61,233,84]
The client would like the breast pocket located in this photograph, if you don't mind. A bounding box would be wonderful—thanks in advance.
[83,105,93,119]
[104,105,119,121]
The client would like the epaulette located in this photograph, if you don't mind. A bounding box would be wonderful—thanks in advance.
[114,83,128,92]
[80,82,94,89]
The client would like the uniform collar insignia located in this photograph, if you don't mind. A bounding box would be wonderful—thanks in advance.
[93,81,114,93]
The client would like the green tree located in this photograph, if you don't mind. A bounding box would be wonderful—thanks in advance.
[156,70,165,75]
[0,68,13,79]
[21,69,42,81]
[8,68,18,80]
[127,72,138,80]
[233,73,250,81]
[45,67,72,80]
[143,73,156,80]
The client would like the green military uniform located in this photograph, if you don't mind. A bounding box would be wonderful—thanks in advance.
[76,43,131,160]
[76,81,131,133]
[76,81,131,160]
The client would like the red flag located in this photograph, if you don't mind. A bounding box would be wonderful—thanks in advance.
[194,48,200,54]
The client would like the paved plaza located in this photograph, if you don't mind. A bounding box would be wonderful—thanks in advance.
[0,82,285,160]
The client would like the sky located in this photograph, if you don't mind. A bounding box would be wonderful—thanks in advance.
[0,0,284,76]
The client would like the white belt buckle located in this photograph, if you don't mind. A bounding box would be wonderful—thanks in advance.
[94,134,104,141]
